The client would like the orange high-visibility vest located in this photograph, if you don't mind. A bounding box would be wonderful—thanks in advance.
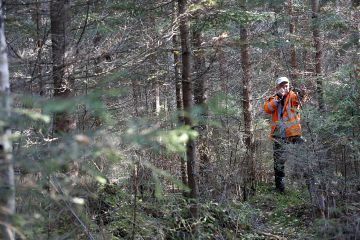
[263,90,302,138]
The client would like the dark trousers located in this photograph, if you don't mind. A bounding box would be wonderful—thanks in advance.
[273,136,304,189]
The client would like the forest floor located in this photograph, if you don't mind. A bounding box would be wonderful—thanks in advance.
[246,183,317,240]
[98,182,320,239]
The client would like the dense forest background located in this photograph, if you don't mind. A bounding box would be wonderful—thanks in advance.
[0,0,359,239]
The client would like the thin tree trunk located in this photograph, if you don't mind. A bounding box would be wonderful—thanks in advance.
[154,80,161,115]
[218,41,228,93]
[49,2,73,236]
[311,0,324,111]
[148,15,161,116]
[216,35,233,168]
[351,8,360,175]
[36,0,43,96]
[192,8,210,184]
[302,48,311,74]
[131,162,139,240]
[173,35,183,125]
[31,0,44,96]
[270,2,281,78]
[178,0,198,219]
[192,29,206,108]
[172,5,187,187]
[132,79,141,117]
[50,0,75,134]
[271,19,281,78]
[240,25,256,201]
[288,0,298,81]
[0,1,15,238]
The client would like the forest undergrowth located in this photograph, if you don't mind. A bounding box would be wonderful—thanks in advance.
[89,182,319,239]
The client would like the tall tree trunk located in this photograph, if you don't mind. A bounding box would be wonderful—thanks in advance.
[311,0,324,111]
[192,7,210,185]
[270,3,281,78]
[132,78,141,117]
[216,35,233,167]
[173,36,183,125]
[218,37,228,93]
[178,0,198,219]
[351,2,360,175]
[172,4,187,188]
[288,0,298,81]
[0,1,15,238]
[149,15,161,116]
[271,19,282,78]
[50,0,75,134]
[154,80,161,115]
[240,25,256,201]
[192,26,206,108]
[31,0,44,96]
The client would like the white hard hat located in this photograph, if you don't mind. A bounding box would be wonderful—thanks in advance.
[275,77,290,86]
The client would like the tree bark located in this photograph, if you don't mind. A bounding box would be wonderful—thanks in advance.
[173,35,183,125]
[288,0,298,81]
[31,0,44,96]
[192,7,210,184]
[192,31,206,107]
[271,19,281,78]
[240,25,256,200]
[132,78,141,117]
[50,0,75,134]
[178,0,198,219]
[311,0,324,111]
[154,80,161,115]
[172,5,187,187]
[217,35,228,93]
[149,15,161,116]
[0,1,15,238]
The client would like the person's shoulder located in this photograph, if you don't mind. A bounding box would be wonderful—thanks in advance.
[265,95,276,102]
[267,94,278,100]
[289,90,298,98]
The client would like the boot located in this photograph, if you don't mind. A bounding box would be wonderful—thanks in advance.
[275,176,285,193]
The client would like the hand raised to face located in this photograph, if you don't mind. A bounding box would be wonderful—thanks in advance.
[277,87,285,97]
[276,82,290,97]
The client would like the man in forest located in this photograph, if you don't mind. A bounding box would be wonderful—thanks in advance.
[263,77,306,192]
